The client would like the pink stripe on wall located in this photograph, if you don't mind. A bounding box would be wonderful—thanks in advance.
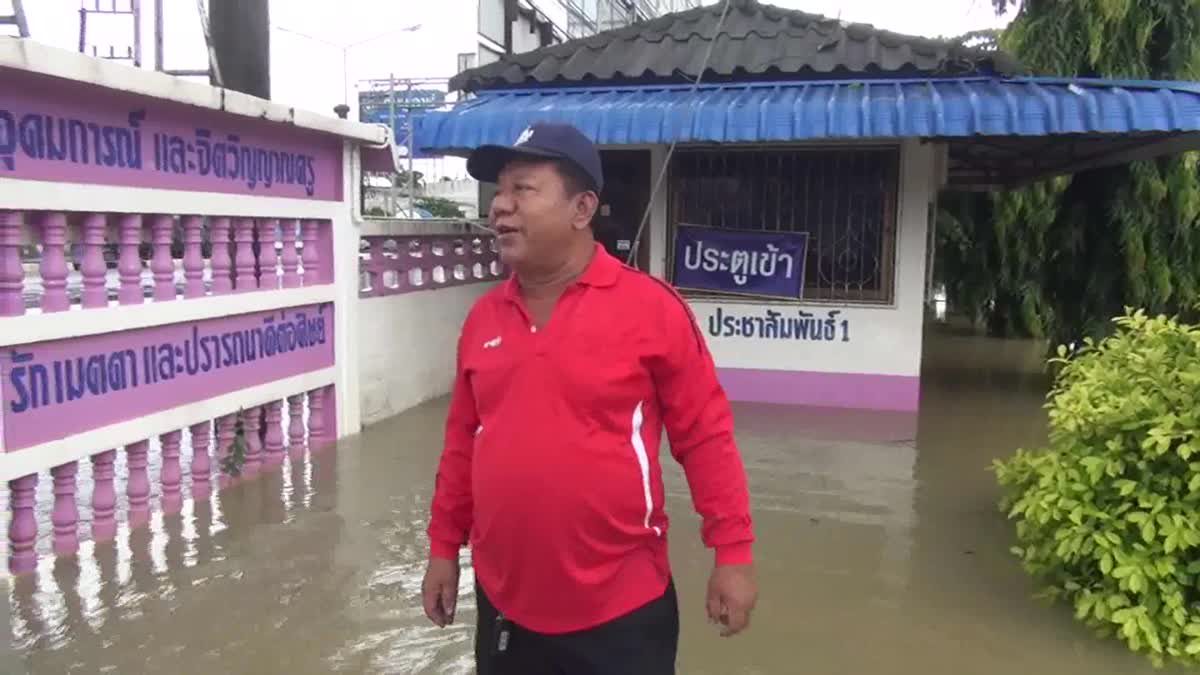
[2,303,335,451]
[716,367,921,412]
[0,69,343,200]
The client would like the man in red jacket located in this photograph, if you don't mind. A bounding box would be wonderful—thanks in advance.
[421,122,757,674]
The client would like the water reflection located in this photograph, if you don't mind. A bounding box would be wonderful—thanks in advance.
[7,329,1195,674]
[10,447,342,673]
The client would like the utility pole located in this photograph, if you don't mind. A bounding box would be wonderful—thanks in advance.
[0,0,29,38]
[504,0,516,53]
[208,0,270,98]
[389,74,398,215]
[407,81,416,210]
[78,1,141,66]
[387,78,416,213]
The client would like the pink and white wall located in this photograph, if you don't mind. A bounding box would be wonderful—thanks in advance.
[355,218,502,425]
[0,34,938,577]
[0,39,496,576]
[638,141,942,413]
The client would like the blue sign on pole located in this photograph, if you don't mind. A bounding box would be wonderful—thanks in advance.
[672,224,809,299]
[357,89,446,159]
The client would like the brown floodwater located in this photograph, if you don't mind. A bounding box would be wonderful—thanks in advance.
[4,328,1189,674]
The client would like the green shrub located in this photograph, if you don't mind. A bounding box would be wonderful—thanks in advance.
[993,308,1200,667]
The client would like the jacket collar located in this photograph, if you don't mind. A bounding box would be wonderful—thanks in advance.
[503,242,620,300]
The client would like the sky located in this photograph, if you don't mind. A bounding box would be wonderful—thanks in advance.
[13,0,1016,179]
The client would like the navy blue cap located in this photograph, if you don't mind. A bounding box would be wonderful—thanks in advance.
[466,122,604,193]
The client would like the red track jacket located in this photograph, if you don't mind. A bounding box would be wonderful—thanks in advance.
[427,243,754,634]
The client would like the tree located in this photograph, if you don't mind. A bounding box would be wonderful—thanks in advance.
[937,1,1200,347]
[415,197,465,219]
[394,169,424,191]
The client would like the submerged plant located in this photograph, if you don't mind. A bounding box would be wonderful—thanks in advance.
[221,411,248,477]
[993,308,1200,667]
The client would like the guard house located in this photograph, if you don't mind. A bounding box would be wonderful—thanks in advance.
[416,0,1200,412]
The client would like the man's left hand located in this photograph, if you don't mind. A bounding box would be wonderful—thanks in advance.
[706,563,757,637]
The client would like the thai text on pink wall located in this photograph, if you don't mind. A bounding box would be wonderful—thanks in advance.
[1,303,335,451]
[0,68,344,200]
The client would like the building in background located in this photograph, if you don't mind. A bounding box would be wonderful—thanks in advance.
[567,0,704,35]
[417,0,1200,411]
[469,0,702,69]
[359,0,702,214]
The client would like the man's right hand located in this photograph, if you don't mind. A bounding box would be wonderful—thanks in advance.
[422,556,461,627]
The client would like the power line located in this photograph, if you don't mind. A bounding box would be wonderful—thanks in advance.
[627,0,731,266]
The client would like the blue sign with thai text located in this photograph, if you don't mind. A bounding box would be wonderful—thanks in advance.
[672,225,809,299]
[359,107,438,159]
[358,89,446,159]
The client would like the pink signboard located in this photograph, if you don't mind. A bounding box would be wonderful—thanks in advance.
[1,303,335,452]
[0,68,344,200]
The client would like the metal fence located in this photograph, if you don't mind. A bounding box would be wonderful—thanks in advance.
[668,146,899,304]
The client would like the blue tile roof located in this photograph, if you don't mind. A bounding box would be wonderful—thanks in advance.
[415,77,1200,152]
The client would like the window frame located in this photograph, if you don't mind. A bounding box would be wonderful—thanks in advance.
[665,143,901,308]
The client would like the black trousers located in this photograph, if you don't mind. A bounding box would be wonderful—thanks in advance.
[474,579,679,675]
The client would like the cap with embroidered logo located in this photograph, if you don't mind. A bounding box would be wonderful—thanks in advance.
[466,122,604,192]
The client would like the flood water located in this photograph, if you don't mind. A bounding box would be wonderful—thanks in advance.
[5,328,1189,674]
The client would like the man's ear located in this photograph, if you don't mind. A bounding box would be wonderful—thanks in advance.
[573,191,600,231]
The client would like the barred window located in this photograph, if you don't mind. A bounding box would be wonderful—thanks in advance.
[668,146,899,304]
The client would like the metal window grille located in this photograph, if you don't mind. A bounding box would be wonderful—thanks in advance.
[667,146,900,305]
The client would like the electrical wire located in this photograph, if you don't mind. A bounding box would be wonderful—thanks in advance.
[625,0,733,266]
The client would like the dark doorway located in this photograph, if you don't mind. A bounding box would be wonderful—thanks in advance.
[594,150,652,271]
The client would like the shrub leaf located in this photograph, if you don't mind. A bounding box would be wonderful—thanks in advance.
[994,309,1200,668]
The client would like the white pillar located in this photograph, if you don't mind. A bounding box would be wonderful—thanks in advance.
[647,144,669,279]
[895,139,937,375]
[333,142,364,438]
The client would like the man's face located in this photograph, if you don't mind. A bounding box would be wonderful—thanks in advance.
[488,159,593,270]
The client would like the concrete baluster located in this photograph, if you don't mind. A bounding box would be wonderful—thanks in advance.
[234,217,257,292]
[39,212,70,312]
[0,211,24,316]
[79,213,109,308]
[488,236,503,277]
[151,214,176,301]
[300,219,321,285]
[307,388,326,443]
[363,237,380,295]
[190,420,213,500]
[241,406,263,477]
[161,430,183,514]
[264,400,286,464]
[51,462,80,555]
[126,440,151,527]
[281,219,301,288]
[257,218,280,290]
[91,450,118,541]
[468,236,484,281]
[216,413,237,489]
[384,237,399,293]
[182,216,206,298]
[323,384,337,440]
[317,218,334,284]
[117,214,144,305]
[209,217,233,294]
[288,394,306,452]
[470,236,484,276]
[8,474,38,573]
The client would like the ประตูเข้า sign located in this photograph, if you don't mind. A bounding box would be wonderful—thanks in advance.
[672,224,809,300]
[0,304,335,452]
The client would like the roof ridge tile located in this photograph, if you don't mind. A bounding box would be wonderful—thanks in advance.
[448,0,1021,91]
